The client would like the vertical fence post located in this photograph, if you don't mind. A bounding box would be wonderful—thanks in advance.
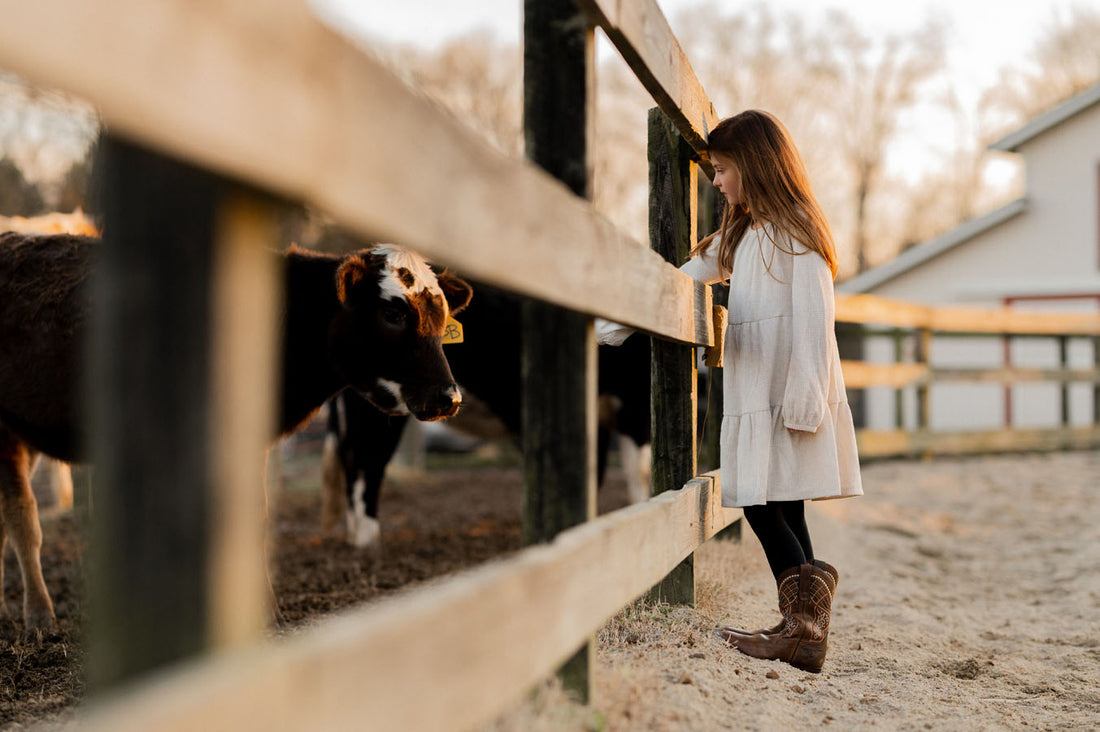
[1058,335,1070,427]
[1094,336,1100,425]
[522,0,597,701]
[88,137,278,690]
[207,190,282,650]
[1003,334,1014,427]
[647,108,698,605]
[697,176,723,475]
[893,330,905,429]
[916,327,932,431]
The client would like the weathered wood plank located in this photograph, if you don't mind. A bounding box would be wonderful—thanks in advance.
[840,361,1100,389]
[857,426,1100,458]
[840,360,930,389]
[0,0,711,346]
[87,137,221,688]
[836,293,1100,335]
[835,293,931,329]
[78,473,740,732]
[577,0,719,165]
[931,366,1100,384]
[648,108,698,605]
[207,191,282,648]
[521,0,598,701]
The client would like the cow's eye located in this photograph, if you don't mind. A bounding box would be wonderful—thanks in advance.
[381,305,407,327]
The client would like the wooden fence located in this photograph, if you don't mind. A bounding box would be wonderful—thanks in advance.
[835,293,1100,457]
[0,0,736,728]
[1,0,1097,729]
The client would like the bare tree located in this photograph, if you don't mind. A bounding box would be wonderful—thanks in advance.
[818,13,946,272]
[393,32,523,156]
[674,5,946,275]
[982,5,1100,129]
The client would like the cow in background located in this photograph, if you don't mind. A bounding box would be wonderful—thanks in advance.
[321,282,653,550]
[0,210,99,515]
[0,234,471,632]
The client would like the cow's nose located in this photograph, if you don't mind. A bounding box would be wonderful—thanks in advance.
[441,385,462,411]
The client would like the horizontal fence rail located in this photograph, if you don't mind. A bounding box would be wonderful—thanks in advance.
[836,293,1100,336]
[0,0,712,347]
[79,473,738,732]
[577,0,719,170]
[0,0,732,726]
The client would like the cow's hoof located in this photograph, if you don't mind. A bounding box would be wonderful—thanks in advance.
[21,612,57,642]
[346,514,382,555]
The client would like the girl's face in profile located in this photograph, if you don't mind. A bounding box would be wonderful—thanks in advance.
[710,153,743,207]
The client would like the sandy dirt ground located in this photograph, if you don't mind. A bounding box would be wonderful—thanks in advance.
[487,449,1100,731]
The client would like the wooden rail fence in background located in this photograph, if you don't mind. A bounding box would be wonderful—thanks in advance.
[835,292,1100,457]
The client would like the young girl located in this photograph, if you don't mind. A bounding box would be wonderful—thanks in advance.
[599,109,862,673]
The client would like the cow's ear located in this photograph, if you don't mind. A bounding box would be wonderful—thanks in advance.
[437,270,473,315]
[335,255,372,308]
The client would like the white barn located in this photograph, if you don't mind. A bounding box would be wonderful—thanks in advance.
[839,82,1100,432]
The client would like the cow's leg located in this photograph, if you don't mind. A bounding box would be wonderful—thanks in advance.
[619,434,652,505]
[0,428,55,632]
[596,425,611,488]
[344,404,406,553]
[320,397,347,539]
[30,458,73,514]
[320,434,347,539]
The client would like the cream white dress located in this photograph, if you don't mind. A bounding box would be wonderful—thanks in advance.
[679,225,862,507]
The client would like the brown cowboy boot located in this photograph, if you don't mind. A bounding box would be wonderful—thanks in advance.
[718,559,838,641]
[721,562,837,673]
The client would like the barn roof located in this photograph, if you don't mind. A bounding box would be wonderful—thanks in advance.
[990,81,1100,152]
[837,197,1028,294]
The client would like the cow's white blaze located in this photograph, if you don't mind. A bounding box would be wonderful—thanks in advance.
[375,243,445,309]
[375,378,409,414]
[346,474,381,549]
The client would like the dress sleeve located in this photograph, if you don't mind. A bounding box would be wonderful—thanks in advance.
[679,237,725,284]
[782,243,834,432]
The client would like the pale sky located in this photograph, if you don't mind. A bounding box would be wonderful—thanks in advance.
[313,0,1097,101]
[311,0,1100,185]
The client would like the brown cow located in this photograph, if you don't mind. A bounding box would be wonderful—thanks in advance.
[0,232,471,632]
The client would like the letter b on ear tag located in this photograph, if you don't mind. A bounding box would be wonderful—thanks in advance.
[442,315,464,344]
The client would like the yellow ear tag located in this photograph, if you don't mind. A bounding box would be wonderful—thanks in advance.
[442,315,464,344]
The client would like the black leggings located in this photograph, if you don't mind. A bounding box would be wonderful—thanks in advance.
[742,501,814,579]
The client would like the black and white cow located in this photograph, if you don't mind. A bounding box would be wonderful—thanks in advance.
[0,232,470,631]
[321,282,654,549]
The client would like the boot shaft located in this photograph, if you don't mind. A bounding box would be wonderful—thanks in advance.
[776,563,836,641]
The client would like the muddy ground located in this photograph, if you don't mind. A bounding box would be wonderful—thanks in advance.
[0,430,634,729]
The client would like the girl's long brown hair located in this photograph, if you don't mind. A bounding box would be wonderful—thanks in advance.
[691,110,838,279]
